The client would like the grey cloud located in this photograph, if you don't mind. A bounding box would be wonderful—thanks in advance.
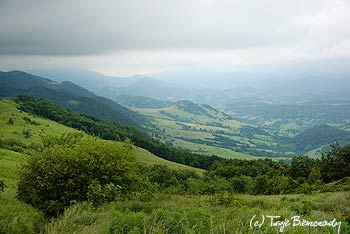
[1,0,348,55]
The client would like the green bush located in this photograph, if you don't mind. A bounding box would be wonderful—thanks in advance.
[0,137,25,152]
[17,138,144,216]
[229,176,254,194]
[86,180,123,208]
[7,117,14,125]
[291,200,313,215]
[22,128,31,138]
[0,179,5,193]
[320,143,350,182]
[41,132,84,149]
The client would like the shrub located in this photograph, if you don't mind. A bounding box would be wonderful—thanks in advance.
[229,176,254,194]
[86,181,123,208]
[23,116,40,125]
[17,138,143,216]
[291,200,313,215]
[41,132,84,149]
[320,143,350,182]
[8,117,14,125]
[0,179,5,193]
[0,137,25,152]
[22,128,31,138]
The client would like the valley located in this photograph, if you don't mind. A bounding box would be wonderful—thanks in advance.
[130,100,283,159]
[1,73,350,233]
[121,97,350,160]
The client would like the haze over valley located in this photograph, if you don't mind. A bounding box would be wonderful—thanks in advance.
[1,0,350,233]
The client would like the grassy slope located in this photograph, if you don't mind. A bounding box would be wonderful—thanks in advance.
[0,148,45,234]
[46,192,350,233]
[0,98,201,172]
[0,98,79,147]
[133,146,204,173]
[2,145,349,233]
[0,98,203,233]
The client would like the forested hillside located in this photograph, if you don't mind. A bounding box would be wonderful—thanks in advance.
[116,94,173,108]
[0,70,148,128]
[14,95,221,169]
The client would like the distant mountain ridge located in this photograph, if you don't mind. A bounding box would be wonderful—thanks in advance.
[116,95,232,120]
[28,67,350,107]
[116,94,173,109]
[0,70,149,128]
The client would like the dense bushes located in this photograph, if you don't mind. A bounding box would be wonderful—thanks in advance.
[12,137,350,221]
[17,138,145,216]
[203,143,350,195]
[18,139,350,216]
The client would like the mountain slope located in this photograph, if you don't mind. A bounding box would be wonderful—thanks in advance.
[116,94,173,108]
[29,67,350,106]
[0,70,148,128]
[98,75,193,101]
[291,124,350,153]
[0,97,202,173]
[13,95,221,169]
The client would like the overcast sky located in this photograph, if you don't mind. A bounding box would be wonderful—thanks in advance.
[0,0,349,76]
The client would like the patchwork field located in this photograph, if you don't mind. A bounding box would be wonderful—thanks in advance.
[131,101,293,159]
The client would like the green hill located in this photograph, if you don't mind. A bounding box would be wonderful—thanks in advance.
[0,98,201,172]
[291,124,350,153]
[0,97,205,232]
[0,70,149,128]
[13,95,223,169]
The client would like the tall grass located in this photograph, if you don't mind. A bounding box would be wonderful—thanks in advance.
[46,192,350,234]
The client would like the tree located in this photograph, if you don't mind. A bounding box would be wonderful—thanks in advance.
[253,175,269,195]
[320,143,350,182]
[268,175,291,195]
[308,167,322,185]
[290,156,316,179]
[229,176,254,194]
